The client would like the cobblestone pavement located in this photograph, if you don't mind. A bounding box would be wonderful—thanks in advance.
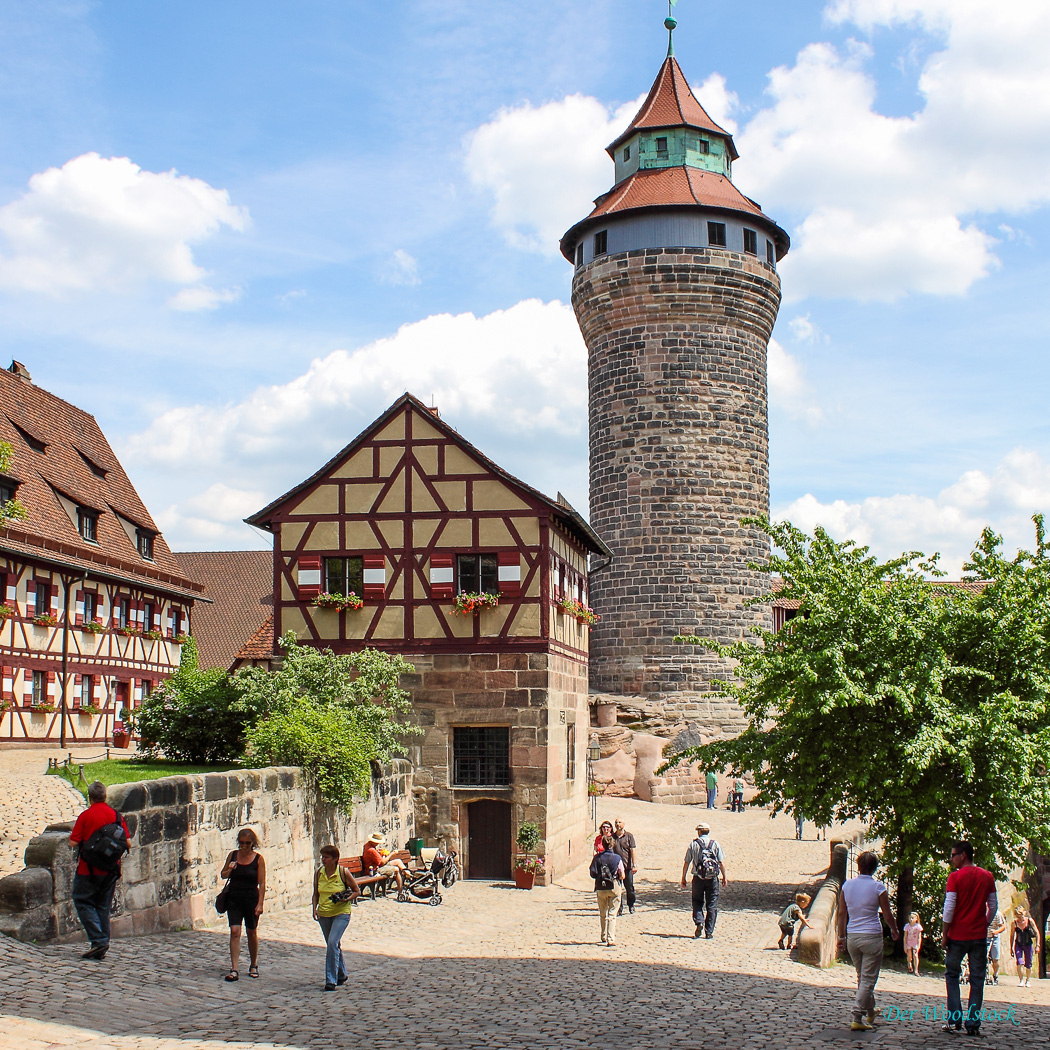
[0,747,110,877]
[1,797,1046,1049]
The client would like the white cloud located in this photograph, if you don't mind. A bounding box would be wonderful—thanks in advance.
[775,447,1050,576]
[168,284,241,312]
[124,299,589,547]
[0,153,248,296]
[768,339,824,425]
[467,4,1050,299]
[465,93,641,254]
[379,248,421,287]
[155,482,269,548]
[788,314,821,343]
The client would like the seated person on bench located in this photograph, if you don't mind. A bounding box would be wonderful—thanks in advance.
[362,832,407,892]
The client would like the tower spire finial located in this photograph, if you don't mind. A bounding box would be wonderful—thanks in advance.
[665,0,678,58]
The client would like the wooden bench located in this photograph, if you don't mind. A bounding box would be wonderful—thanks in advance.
[339,849,417,901]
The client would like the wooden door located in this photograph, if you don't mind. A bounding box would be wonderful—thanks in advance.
[466,799,511,879]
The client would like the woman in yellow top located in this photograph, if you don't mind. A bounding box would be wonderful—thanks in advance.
[311,844,360,990]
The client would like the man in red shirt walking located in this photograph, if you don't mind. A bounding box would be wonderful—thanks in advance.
[69,781,132,960]
[940,840,997,1036]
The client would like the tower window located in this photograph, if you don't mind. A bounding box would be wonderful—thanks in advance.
[77,508,98,543]
[743,228,758,255]
[655,136,668,157]
[622,145,631,162]
[593,230,608,256]
[708,222,727,247]
[698,139,710,154]
[452,726,509,787]
[575,242,584,267]
[766,241,775,265]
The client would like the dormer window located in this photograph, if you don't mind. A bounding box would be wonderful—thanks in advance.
[77,507,98,543]
[10,421,46,453]
[77,449,108,478]
[137,530,154,561]
[0,478,18,504]
[655,136,668,157]
[594,230,608,256]
[743,228,758,255]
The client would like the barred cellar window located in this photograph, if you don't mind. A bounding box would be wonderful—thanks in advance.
[452,726,510,787]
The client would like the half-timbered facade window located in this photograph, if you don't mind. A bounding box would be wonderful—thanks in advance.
[83,591,98,624]
[115,596,130,629]
[452,726,510,787]
[31,670,45,705]
[457,553,498,595]
[33,581,50,616]
[79,674,94,708]
[325,556,363,596]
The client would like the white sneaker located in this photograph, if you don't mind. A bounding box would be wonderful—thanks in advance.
[1024,978,1030,987]
[1019,977,1025,986]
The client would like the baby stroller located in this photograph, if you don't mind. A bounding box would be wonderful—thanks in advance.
[396,849,454,906]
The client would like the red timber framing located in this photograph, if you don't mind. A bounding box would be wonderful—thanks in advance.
[246,394,609,659]
[0,551,203,742]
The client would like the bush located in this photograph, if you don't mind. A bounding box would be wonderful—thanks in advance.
[245,702,376,809]
[135,641,261,763]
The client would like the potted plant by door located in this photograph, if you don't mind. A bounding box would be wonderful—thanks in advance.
[513,821,542,889]
[112,719,131,749]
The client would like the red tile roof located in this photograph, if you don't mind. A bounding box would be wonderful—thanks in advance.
[608,56,738,160]
[589,165,766,220]
[0,364,203,599]
[770,575,987,609]
[175,550,272,670]
[234,614,274,664]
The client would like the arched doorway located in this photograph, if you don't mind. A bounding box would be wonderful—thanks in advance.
[465,799,511,879]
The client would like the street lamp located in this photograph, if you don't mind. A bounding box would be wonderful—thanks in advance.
[587,735,601,829]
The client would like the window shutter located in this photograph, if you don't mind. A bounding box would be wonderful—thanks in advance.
[1,666,11,703]
[166,607,174,638]
[297,555,322,600]
[497,552,521,597]
[46,670,56,698]
[74,590,84,626]
[50,588,59,619]
[363,555,386,601]
[23,675,33,706]
[27,585,36,616]
[74,673,82,705]
[92,677,101,705]
[429,554,454,600]
[112,598,123,629]
[0,572,6,605]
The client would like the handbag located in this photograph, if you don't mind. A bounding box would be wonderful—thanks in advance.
[327,864,356,903]
[215,854,234,914]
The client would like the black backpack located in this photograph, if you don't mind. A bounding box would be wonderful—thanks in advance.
[78,809,130,873]
[697,837,720,880]
[594,853,618,891]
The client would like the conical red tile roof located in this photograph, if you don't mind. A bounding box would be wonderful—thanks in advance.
[608,56,738,160]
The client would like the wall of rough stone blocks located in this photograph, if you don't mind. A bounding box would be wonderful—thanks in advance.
[0,762,413,945]
[404,649,590,883]
[572,247,779,727]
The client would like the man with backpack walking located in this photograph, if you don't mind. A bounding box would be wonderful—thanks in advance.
[681,821,727,938]
[69,780,131,960]
[589,833,625,946]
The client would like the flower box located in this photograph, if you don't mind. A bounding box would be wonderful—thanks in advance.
[76,705,101,716]
[0,604,14,620]
[32,614,59,627]
[312,592,364,611]
[29,703,56,713]
[80,620,106,634]
[451,591,501,616]
[115,626,140,637]
[173,634,190,645]
[144,629,165,640]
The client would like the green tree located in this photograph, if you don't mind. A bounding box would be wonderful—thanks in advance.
[664,516,1050,948]
[238,633,420,806]
[0,442,28,526]
[135,639,259,764]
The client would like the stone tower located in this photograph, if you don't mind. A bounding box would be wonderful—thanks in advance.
[560,22,789,730]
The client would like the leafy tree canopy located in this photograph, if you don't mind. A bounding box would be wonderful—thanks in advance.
[665,516,1050,934]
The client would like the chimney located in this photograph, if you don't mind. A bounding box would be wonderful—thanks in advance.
[7,360,31,381]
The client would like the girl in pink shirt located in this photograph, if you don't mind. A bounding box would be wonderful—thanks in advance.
[903,912,923,974]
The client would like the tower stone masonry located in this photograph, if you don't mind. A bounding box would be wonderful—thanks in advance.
[561,38,789,731]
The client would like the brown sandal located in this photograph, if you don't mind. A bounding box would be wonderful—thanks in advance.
[224,969,238,982]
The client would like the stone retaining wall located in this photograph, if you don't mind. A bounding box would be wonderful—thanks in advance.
[0,761,413,945]
[797,834,866,968]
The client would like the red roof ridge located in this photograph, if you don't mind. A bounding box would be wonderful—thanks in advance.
[608,56,737,159]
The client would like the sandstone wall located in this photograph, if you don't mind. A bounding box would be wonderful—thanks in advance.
[0,761,413,945]
[573,247,780,727]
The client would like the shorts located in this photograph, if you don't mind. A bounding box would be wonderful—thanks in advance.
[779,923,795,937]
[378,862,401,875]
[987,935,1000,961]
[226,893,259,930]
[1014,944,1033,969]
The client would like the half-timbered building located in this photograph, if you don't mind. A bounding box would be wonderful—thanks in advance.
[246,394,609,880]
[0,361,203,743]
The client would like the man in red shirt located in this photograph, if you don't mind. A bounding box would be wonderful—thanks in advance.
[362,831,406,892]
[940,840,997,1036]
[69,781,132,960]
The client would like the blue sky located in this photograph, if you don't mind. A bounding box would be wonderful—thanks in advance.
[2,0,1048,574]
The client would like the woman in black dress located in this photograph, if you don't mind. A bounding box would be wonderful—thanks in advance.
[220,827,266,981]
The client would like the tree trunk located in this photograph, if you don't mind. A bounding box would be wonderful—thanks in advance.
[893,863,914,959]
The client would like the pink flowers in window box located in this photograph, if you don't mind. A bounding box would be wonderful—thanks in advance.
[312,592,364,610]
[452,591,500,615]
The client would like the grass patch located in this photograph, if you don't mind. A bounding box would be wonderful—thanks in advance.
[47,758,243,797]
